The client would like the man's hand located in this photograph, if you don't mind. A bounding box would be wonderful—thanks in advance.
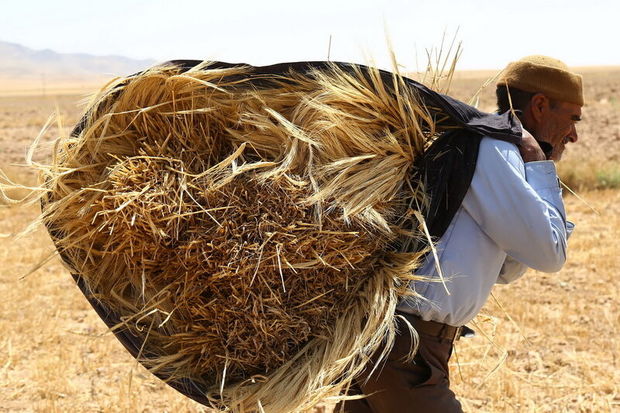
[518,129,547,162]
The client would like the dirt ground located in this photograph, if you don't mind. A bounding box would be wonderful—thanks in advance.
[1,68,619,412]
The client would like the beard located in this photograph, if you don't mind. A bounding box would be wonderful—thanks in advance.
[550,143,566,161]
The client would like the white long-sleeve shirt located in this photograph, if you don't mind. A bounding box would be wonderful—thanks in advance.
[398,136,573,326]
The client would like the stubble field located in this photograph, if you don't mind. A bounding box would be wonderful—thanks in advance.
[1,67,619,412]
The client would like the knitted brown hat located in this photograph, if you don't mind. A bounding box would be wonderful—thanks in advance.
[497,55,584,106]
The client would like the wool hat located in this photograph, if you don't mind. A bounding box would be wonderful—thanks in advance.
[497,55,584,106]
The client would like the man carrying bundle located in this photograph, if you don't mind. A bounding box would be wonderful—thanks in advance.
[339,55,583,412]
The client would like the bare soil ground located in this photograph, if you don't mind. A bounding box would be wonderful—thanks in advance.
[1,68,619,412]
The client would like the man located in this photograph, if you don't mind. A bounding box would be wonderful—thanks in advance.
[338,55,583,412]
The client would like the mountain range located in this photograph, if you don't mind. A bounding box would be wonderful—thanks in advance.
[0,40,157,84]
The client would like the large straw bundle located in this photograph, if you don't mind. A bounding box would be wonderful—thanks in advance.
[41,61,449,412]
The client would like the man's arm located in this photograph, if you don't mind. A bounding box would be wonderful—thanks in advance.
[497,220,574,284]
[463,138,571,273]
[497,255,528,284]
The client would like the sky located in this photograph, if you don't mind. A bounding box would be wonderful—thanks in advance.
[2,0,619,71]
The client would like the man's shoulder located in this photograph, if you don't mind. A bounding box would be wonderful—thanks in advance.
[477,136,525,176]
[479,135,520,154]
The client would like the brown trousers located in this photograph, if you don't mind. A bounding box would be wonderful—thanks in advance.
[335,312,463,413]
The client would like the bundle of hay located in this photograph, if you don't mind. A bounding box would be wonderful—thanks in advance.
[41,60,455,412]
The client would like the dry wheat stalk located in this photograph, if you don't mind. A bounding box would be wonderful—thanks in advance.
[33,61,459,412]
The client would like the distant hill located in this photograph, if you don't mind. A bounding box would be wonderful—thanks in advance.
[0,40,157,93]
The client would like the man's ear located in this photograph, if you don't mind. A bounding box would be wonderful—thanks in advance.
[529,93,549,123]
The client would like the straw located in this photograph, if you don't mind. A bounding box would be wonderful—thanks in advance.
[37,61,454,412]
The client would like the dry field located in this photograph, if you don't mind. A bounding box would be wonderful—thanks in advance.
[1,67,619,412]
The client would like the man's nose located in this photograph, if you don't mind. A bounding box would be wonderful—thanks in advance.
[567,124,578,143]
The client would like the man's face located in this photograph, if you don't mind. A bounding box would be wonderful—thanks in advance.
[538,100,582,161]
